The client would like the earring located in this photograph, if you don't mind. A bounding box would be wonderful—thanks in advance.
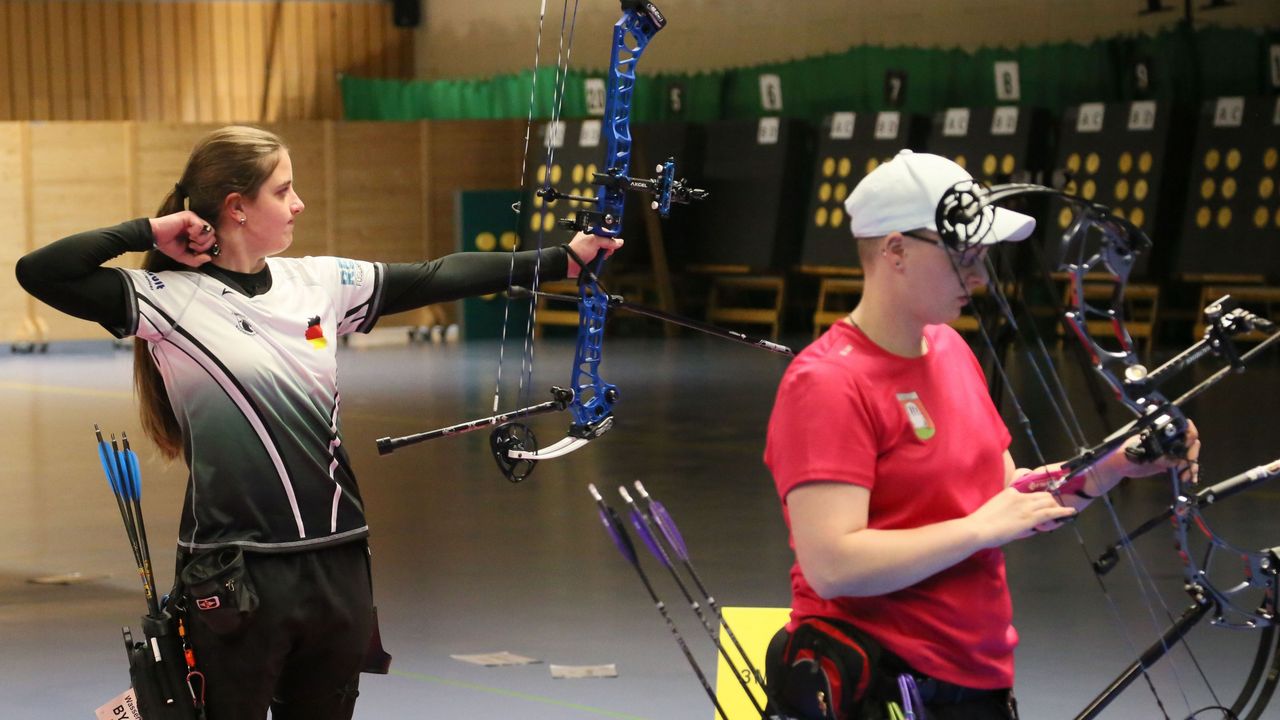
[237,216,246,225]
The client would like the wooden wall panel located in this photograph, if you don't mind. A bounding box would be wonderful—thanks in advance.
[84,2,107,121]
[120,2,144,120]
[297,2,317,119]
[226,2,250,121]
[332,122,424,264]
[0,1,413,124]
[102,4,126,120]
[422,120,526,261]
[0,124,30,342]
[6,3,29,119]
[315,5,336,120]
[157,3,180,121]
[64,2,88,120]
[131,124,222,218]
[27,3,50,120]
[267,122,331,258]
[47,3,69,120]
[210,2,233,122]
[281,3,302,119]
[3,119,520,342]
[28,123,132,341]
[332,121,426,327]
[193,2,217,122]
[137,2,162,121]
[260,2,283,122]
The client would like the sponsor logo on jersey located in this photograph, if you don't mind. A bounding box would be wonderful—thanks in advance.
[144,271,165,291]
[338,259,364,287]
[305,316,327,349]
[895,391,936,441]
[233,312,255,335]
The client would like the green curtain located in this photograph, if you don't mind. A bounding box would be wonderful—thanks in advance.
[341,25,1277,123]
[341,67,601,121]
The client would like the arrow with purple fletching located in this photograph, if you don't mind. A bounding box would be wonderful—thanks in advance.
[588,484,729,720]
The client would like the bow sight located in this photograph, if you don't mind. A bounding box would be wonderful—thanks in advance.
[538,158,709,234]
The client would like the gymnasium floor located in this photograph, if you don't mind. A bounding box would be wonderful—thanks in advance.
[2,332,1277,719]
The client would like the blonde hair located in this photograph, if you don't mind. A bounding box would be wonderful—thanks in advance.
[134,126,287,458]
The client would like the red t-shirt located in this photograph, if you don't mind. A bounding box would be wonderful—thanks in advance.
[764,321,1015,689]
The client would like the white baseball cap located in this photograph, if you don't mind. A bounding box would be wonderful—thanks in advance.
[843,149,1035,245]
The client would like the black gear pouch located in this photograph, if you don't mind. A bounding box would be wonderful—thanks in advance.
[765,617,888,720]
[179,546,259,635]
[122,610,205,719]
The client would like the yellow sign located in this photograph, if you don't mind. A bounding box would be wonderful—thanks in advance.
[714,607,791,719]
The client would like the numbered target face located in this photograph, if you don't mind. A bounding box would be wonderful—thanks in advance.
[519,120,605,248]
[1050,100,1171,277]
[800,111,916,270]
[1177,96,1280,275]
[923,105,1045,256]
[620,121,705,270]
[692,118,815,269]
[926,106,1037,189]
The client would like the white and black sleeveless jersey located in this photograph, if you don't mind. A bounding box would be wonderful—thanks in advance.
[117,257,386,553]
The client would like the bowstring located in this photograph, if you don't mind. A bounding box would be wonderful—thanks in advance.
[494,0,581,415]
[986,225,1254,714]
[952,244,1185,718]
[984,259,1211,716]
[520,0,581,409]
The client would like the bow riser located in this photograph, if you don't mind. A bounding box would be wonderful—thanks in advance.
[587,3,665,238]
[565,2,665,435]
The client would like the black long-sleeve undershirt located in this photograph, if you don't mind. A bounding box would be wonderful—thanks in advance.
[15,218,569,332]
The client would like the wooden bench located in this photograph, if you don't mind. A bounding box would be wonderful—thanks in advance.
[706,275,787,341]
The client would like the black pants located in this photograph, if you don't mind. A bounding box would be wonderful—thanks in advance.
[179,541,375,720]
[921,693,1018,720]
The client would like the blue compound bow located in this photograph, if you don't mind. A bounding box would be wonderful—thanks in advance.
[376,2,759,481]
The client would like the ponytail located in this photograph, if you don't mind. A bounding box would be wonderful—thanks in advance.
[133,126,286,459]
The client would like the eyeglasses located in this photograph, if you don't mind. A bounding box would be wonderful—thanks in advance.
[901,230,988,269]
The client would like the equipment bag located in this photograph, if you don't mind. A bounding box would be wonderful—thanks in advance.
[180,546,259,636]
[766,617,889,720]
